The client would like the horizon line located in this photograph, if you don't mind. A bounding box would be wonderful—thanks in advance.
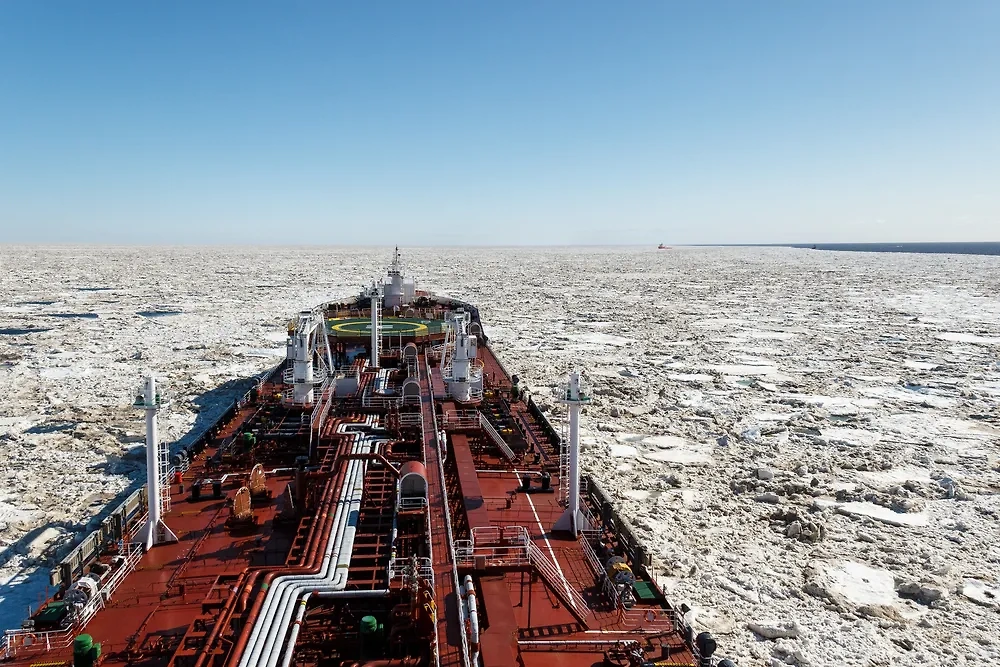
[1,241,998,249]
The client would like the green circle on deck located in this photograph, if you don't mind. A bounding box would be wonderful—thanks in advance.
[328,317,432,337]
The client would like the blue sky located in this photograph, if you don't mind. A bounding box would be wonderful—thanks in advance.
[0,1,997,245]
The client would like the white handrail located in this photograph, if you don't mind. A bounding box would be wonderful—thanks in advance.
[525,541,589,618]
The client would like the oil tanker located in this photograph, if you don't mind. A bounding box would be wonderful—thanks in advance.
[2,250,725,667]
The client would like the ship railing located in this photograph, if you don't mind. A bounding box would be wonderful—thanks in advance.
[401,394,422,407]
[387,557,435,589]
[282,365,328,385]
[427,343,444,362]
[310,383,336,442]
[580,510,600,540]
[279,386,315,406]
[398,412,422,427]
[584,542,680,635]
[557,419,569,505]
[440,410,479,429]
[399,496,428,511]
[580,535,605,580]
[455,526,532,568]
[421,356,473,667]
[615,605,679,634]
[48,484,146,596]
[512,411,545,465]
[441,361,484,385]
[517,638,643,654]
[1,541,143,659]
[524,541,591,618]
[361,394,402,409]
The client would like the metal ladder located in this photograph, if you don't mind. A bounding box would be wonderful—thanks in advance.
[478,412,516,462]
[371,294,383,363]
[158,440,172,514]
[525,541,590,628]
[439,323,452,373]
[558,419,569,506]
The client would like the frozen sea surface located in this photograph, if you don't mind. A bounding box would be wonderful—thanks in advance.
[1,245,999,666]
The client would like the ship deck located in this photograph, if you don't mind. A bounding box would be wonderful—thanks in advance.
[4,304,701,667]
[471,475,693,666]
[2,413,300,664]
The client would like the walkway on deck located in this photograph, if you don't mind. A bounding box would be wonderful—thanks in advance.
[418,355,465,667]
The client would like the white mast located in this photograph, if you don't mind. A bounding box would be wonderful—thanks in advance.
[136,375,177,549]
[553,371,591,536]
[370,282,382,368]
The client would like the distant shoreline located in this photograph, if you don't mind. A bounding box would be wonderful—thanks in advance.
[692,242,1000,256]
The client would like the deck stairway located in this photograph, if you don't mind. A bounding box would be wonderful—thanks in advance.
[477,412,516,462]
[525,542,590,628]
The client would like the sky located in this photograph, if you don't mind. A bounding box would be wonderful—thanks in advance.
[0,1,998,246]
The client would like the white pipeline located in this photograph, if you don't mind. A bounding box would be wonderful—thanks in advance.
[464,575,480,665]
[239,418,382,667]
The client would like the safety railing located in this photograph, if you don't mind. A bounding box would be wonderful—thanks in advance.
[310,383,335,442]
[388,557,435,589]
[421,355,472,667]
[2,541,143,659]
[455,526,531,568]
[399,496,428,511]
[580,536,605,580]
[398,412,422,427]
[524,541,590,619]
[617,605,678,633]
[441,410,479,429]
[282,365,328,385]
[361,394,402,409]
[558,420,569,505]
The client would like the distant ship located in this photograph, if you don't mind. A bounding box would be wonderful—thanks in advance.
[658,243,670,250]
[2,249,726,667]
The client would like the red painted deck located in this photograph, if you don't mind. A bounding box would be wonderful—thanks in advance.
[472,471,695,665]
[4,423,296,664]
[478,346,513,391]
[450,434,491,532]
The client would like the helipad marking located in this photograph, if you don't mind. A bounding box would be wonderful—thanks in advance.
[328,318,430,336]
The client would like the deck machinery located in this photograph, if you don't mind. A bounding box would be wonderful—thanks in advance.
[2,251,724,667]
